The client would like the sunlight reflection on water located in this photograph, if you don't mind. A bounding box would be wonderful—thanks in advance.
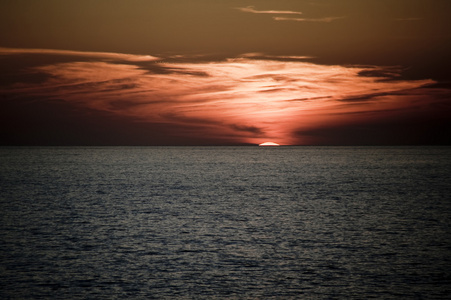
[1,146,450,299]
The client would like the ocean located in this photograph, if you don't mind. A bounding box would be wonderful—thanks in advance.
[1,146,450,299]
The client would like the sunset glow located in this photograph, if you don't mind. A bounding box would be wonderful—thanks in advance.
[0,1,450,145]
[259,142,280,146]
[1,47,441,145]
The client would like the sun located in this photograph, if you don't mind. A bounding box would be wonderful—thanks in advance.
[258,142,280,146]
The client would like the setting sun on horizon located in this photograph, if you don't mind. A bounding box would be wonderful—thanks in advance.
[259,142,281,146]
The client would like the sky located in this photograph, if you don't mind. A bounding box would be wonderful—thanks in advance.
[1,0,450,145]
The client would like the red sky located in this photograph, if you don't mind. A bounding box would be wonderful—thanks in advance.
[1,0,450,145]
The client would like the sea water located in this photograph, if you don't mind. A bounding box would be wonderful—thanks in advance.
[0,146,450,299]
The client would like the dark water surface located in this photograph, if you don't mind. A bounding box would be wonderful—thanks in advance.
[1,146,450,299]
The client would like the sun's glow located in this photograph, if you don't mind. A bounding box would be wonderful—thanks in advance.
[0,47,436,145]
[259,142,280,146]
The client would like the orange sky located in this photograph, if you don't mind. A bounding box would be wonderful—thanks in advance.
[1,0,450,145]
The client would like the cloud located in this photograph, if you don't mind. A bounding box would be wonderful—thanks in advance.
[235,6,344,24]
[230,124,264,135]
[240,53,314,60]
[0,47,160,62]
[294,96,451,146]
[1,47,445,145]
[273,16,345,22]
[236,6,302,15]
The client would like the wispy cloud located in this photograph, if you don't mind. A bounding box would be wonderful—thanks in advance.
[235,6,344,23]
[240,53,314,60]
[0,47,160,62]
[236,6,302,15]
[0,47,441,145]
[273,16,345,22]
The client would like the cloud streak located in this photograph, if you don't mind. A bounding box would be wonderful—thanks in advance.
[236,5,344,23]
[240,52,314,60]
[1,47,446,145]
[0,47,160,62]
[236,6,302,15]
[273,16,345,22]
